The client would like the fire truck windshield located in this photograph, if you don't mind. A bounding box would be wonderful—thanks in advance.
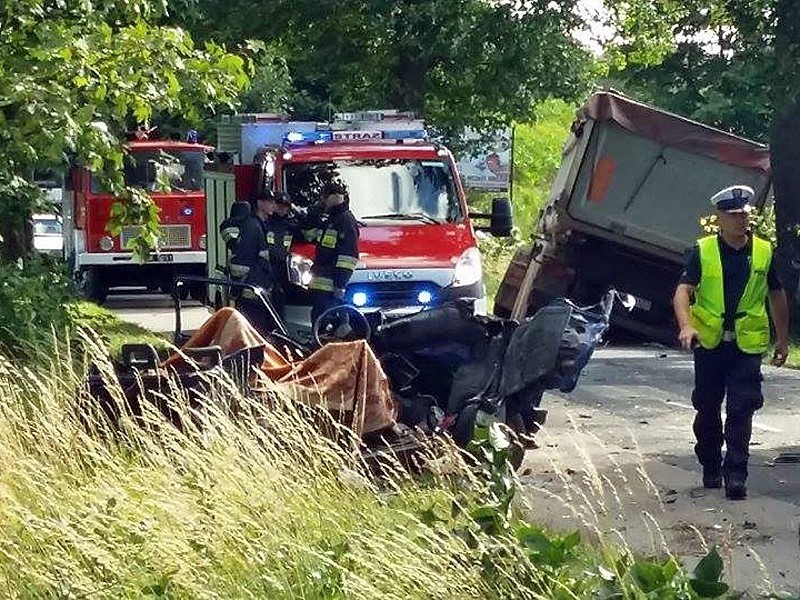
[91,149,205,193]
[284,159,463,223]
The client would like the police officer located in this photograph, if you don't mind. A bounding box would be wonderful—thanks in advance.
[260,191,295,317]
[218,199,274,331]
[673,185,789,500]
[302,181,359,324]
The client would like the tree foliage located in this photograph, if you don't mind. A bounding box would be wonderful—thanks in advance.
[188,0,593,140]
[0,0,249,261]
[601,0,781,140]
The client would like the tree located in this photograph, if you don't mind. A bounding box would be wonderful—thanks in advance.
[768,0,800,295]
[600,0,775,140]
[187,0,594,141]
[0,0,249,262]
[236,46,293,114]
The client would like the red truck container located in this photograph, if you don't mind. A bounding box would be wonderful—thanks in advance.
[204,111,512,342]
[63,139,213,303]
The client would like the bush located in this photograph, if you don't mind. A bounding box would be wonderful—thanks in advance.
[0,256,74,359]
[468,99,577,307]
[0,258,167,363]
[511,99,577,240]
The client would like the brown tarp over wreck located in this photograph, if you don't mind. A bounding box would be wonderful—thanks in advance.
[163,308,398,437]
[579,92,771,175]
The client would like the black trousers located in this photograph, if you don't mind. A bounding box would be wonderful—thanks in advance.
[692,341,764,482]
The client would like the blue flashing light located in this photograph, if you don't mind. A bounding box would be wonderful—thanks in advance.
[417,290,433,305]
[283,130,333,145]
[381,129,427,140]
[351,291,369,307]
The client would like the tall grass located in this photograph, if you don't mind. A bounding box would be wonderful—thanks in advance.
[0,337,516,598]
[0,334,725,598]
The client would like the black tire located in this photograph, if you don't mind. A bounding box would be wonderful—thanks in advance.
[81,268,108,305]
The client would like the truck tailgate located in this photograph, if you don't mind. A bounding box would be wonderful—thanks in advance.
[566,120,771,255]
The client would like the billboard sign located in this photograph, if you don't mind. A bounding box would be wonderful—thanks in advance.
[456,128,513,191]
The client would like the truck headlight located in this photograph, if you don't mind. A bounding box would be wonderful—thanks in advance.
[199,234,207,250]
[452,247,483,287]
[99,236,114,251]
[288,253,314,288]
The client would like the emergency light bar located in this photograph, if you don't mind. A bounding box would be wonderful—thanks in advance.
[382,129,427,140]
[283,128,427,146]
[335,109,418,122]
[283,130,334,145]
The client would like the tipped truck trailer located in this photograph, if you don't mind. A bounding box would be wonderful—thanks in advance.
[204,111,513,343]
[494,91,772,343]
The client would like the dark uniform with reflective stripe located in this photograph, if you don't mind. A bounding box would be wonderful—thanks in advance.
[262,214,295,316]
[218,201,274,332]
[303,202,359,323]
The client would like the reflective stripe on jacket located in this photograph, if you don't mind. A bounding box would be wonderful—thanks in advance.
[309,203,359,292]
[690,235,771,353]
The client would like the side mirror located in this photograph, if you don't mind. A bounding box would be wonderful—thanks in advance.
[469,197,513,237]
[489,197,513,237]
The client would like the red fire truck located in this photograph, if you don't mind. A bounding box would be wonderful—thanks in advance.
[204,111,512,342]
[63,139,212,304]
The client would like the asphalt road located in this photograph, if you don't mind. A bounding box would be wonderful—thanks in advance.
[522,346,800,593]
[104,289,212,335]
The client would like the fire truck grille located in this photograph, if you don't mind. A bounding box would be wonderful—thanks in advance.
[121,225,192,250]
[353,282,442,308]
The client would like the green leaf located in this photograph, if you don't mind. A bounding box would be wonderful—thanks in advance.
[694,547,724,583]
[630,561,666,593]
[662,558,679,581]
[418,507,442,526]
[562,530,581,550]
[488,422,511,451]
[689,579,730,598]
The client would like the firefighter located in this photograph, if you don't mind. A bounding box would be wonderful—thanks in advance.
[673,185,789,500]
[218,200,274,332]
[302,181,360,324]
[219,201,250,255]
[258,190,295,317]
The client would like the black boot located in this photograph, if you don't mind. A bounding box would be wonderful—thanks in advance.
[724,474,747,500]
[702,468,722,489]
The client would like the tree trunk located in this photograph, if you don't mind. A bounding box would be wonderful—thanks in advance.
[0,212,33,263]
[770,0,800,300]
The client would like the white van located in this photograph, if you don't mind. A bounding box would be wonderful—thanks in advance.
[32,214,64,257]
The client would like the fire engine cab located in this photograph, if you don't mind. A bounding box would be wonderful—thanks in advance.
[63,138,212,304]
[204,110,512,342]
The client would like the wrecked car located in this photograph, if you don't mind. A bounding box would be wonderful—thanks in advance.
[83,275,630,466]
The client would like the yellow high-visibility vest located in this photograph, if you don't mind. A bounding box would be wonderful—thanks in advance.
[690,235,771,354]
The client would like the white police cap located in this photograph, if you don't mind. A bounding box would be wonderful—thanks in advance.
[709,185,754,213]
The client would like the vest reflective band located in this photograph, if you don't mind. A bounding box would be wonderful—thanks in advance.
[690,235,771,353]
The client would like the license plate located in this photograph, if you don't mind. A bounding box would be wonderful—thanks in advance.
[149,253,174,263]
